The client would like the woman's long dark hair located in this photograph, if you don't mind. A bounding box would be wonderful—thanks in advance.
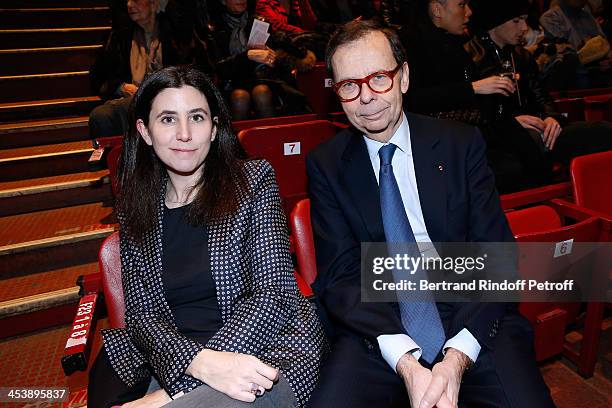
[117,65,248,241]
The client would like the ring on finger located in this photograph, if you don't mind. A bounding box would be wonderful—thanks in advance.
[249,382,259,394]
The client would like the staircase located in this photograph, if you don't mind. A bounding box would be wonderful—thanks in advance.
[0,1,114,340]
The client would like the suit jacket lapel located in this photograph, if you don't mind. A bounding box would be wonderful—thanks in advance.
[407,113,447,242]
[340,128,385,242]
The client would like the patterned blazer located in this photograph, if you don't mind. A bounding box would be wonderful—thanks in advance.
[102,160,328,407]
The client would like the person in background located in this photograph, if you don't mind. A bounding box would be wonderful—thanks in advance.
[402,0,542,194]
[87,65,327,408]
[89,0,210,139]
[468,0,612,188]
[207,0,316,120]
[540,0,612,86]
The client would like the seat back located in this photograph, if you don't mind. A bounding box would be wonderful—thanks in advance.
[553,97,585,122]
[232,113,318,132]
[290,199,317,286]
[550,86,612,100]
[238,120,346,215]
[571,150,612,217]
[99,232,125,328]
[106,145,123,197]
[584,93,612,121]
[295,63,341,115]
[505,205,563,235]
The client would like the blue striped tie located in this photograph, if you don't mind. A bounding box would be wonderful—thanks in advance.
[378,143,445,363]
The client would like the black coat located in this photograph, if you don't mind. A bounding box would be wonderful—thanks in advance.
[306,113,514,348]
[403,19,479,115]
[465,33,563,124]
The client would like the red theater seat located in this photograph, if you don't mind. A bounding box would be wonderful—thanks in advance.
[61,232,124,376]
[232,113,318,132]
[571,150,612,217]
[584,93,612,122]
[501,183,609,376]
[290,199,317,287]
[238,120,347,215]
[550,86,612,100]
[553,97,585,122]
[295,62,341,115]
[98,232,125,328]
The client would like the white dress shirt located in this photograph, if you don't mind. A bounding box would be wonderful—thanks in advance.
[363,113,481,372]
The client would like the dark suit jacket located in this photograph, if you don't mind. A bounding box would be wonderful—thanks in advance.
[306,113,514,355]
[103,160,327,407]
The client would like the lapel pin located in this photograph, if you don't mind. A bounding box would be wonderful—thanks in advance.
[438,165,444,172]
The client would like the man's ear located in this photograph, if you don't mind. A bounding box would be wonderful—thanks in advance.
[211,117,218,141]
[400,61,410,94]
[136,119,152,146]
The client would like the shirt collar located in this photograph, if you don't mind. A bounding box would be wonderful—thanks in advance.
[363,112,412,163]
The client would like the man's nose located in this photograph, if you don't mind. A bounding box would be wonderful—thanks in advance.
[359,82,375,103]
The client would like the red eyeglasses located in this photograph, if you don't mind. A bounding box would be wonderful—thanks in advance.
[332,65,402,102]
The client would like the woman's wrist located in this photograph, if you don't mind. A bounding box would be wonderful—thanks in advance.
[185,348,213,380]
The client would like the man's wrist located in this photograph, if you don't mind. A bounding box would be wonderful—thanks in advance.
[396,352,421,381]
[443,347,472,374]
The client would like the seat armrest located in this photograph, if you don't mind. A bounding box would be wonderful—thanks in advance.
[61,293,100,375]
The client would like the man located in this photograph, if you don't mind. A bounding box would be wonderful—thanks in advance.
[467,0,612,183]
[401,0,532,193]
[306,19,555,407]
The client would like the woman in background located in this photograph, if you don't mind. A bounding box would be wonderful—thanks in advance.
[89,0,210,138]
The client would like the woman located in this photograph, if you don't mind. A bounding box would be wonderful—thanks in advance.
[208,0,316,119]
[89,0,210,139]
[88,65,328,407]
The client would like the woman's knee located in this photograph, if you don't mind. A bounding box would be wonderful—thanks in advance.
[251,85,275,117]
[230,89,251,120]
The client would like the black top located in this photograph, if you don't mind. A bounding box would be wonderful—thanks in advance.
[162,204,222,346]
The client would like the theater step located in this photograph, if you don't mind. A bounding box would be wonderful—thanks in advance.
[0,45,101,76]
[0,140,94,182]
[0,71,91,103]
[0,116,90,149]
[0,286,81,339]
[0,7,111,29]
[0,97,100,123]
[0,202,115,277]
[0,170,111,216]
[0,261,100,338]
[0,27,110,50]
[0,263,98,304]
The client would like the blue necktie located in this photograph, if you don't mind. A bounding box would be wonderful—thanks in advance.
[378,143,445,363]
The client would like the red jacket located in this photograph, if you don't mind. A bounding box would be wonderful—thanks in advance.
[256,0,317,35]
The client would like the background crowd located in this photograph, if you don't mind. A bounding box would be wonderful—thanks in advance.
[89,0,612,194]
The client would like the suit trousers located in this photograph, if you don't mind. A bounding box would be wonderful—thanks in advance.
[307,311,555,408]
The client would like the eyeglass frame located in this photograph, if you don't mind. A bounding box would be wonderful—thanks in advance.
[331,64,403,103]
